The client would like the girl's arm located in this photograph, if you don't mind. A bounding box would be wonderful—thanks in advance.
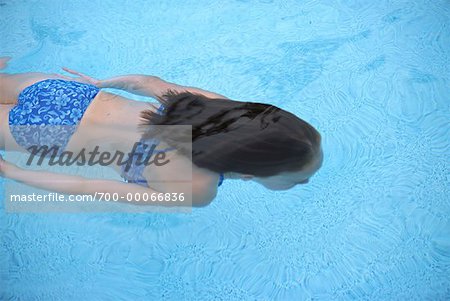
[0,158,211,206]
[61,68,230,101]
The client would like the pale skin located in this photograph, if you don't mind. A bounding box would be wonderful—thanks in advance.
[0,57,322,206]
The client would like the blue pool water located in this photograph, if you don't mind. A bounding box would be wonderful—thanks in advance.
[1,0,449,300]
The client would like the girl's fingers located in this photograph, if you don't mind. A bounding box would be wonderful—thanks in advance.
[61,67,97,85]
[62,67,85,77]
[52,73,72,80]
[49,73,74,81]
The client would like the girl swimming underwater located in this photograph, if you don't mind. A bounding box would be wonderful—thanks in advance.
[0,57,323,207]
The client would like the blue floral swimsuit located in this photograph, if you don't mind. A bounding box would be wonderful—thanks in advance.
[8,79,224,187]
[9,79,100,153]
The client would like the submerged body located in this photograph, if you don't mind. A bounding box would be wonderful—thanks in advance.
[0,57,322,206]
[0,71,221,206]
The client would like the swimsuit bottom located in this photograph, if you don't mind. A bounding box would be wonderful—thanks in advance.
[8,79,100,154]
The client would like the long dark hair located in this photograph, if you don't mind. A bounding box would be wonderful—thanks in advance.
[140,91,321,177]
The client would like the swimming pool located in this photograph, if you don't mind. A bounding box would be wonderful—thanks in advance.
[1,0,449,299]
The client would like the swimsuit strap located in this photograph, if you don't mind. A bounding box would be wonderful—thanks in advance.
[156,103,166,114]
[218,173,224,187]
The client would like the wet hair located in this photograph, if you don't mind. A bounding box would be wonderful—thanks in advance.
[140,91,321,177]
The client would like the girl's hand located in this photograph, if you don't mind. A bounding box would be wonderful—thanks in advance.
[58,67,102,87]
